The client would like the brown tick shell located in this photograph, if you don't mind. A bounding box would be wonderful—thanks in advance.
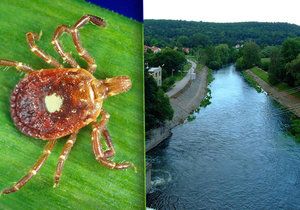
[10,68,102,140]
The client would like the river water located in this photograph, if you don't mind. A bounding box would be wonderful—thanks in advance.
[147,65,300,209]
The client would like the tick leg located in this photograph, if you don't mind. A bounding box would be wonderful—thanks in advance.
[91,110,135,170]
[0,59,33,73]
[101,127,115,158]
[53,132,78,188]
[26,32,62,68]
[70,15,106,73]
[52,25,79,68]
[1,140,57,194]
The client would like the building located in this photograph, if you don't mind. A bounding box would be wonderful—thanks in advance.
[151,46,161,53]
[148,66,162,86]
[144,45,161,53]
[182,47,190,54]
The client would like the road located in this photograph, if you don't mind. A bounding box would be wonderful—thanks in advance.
[166,59,196,98]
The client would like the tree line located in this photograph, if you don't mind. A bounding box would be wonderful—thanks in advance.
[232,37,300,87]
[145,20,300,47]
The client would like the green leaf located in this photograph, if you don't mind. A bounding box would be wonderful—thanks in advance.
[0,0,144,209]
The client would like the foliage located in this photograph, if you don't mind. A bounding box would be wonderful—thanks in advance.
[240,41,261,69]
[187,114,196,122]
[259,58,271,71]
[235,57,245,70]
[161,76,176,92]
[268,47,285,85]
[286,54,300,86]
[0,0,144,209]
[145,48,186,78]
[207,69,215,84]
[260,46,280,58]
[251,67,268,83]
[290,116,300,141]
[200,44,236,69]
[281,37,300,63]
[241,71,262,92]
[145,20,300,47]
[145,73,173,131]
[200,88,212,107]
[266,37,300,86]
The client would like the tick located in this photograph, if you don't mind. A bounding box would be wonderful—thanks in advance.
[0,15,135,194]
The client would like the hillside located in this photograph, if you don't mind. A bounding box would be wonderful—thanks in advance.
[145,19,300,47]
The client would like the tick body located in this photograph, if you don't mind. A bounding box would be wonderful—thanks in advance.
[0,15,134,194]
[12,68,102,140]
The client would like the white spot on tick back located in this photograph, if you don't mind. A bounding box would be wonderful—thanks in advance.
[45,93,63,113]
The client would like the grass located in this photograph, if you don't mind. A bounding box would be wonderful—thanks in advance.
[290,116,300,142]
[250,67,300,98]
[196,68,214,113]
[0,0,144,209]
[207,69,214,84]
[185,55,197,63]
[173,61,192,82]
[251,67,268,83]
[197,63,204,72]
[162,60,193,92]
[241,71,262,92]
[200,88,212,108]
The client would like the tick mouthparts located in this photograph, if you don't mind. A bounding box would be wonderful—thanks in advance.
[104,76,132,97]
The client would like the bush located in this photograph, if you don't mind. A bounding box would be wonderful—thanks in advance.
[235,57,244,70]
[208,60,222,69]
[259,58,270,71]
[162,76,176,92]
[145,73,174,131]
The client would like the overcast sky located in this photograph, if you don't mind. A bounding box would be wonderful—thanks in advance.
[144,0,300,25]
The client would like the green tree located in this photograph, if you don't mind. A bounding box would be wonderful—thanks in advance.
[146,48,186,78]
[177,36,189,47]
[268,47,284,85]
[215,44,230,64]
[205,44,234,69]
[286,54,300,86]
[235,57,245,70]
[281,37,300,63]
[145,73,174,130]
[190,33,210,48]
[242,41,261,69]
[260,46,279,58]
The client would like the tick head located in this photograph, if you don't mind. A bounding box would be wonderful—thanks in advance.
[104,76,132,97]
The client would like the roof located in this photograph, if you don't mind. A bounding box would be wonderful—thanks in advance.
[148,67,161,73]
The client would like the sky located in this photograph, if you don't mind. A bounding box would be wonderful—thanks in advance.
[144,0,300,25]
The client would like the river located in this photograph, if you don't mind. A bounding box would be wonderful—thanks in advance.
[147,65,300,209]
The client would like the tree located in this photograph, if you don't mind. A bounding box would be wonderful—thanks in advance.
[260,45,279,58]
[204,44,234,69]
[241,41,261,69]
[146,48,186,78]
[235,57,245,70]
[177,36,189,47]
[286,54,300,86]
[215,44,230,64]
[281,37,300,63]
[268,47,284,85]
[190,33,210,48]
[144,73,174,131]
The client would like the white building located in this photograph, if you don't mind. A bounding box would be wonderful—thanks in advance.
[148,66,162,86]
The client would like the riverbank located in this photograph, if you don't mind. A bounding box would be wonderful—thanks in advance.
[168,66,208,128]
[146,62,208,152]
[166,59,196,98]
[246,69,300,117]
